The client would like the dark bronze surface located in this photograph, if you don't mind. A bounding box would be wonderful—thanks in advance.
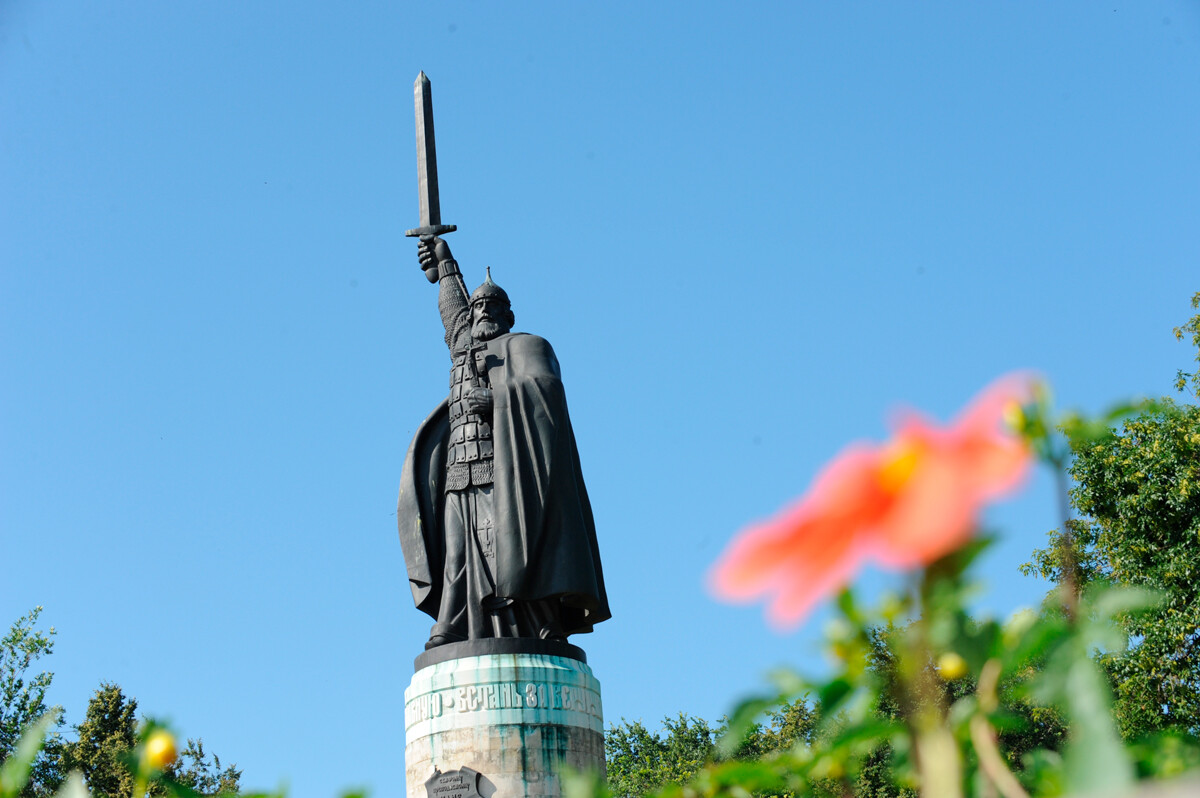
[406,72,457,251]
[398,73,609,654]
[414,638,587,672]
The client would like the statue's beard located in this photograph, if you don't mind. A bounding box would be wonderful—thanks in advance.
[473,320,505,341]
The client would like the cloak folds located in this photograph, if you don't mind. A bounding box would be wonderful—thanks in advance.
[397,333,610,637]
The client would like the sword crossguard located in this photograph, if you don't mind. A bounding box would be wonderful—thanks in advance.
[405,224,458,239]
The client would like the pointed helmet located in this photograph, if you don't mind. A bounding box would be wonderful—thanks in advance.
[469,267,511,308]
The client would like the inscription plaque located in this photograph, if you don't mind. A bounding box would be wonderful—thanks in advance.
[425,767,484,798]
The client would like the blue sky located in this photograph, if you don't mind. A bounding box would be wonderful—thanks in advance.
[2,2,1197,796]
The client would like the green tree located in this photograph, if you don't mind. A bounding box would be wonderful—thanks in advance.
[62,685,243,798]
[604,700,823,797]
[64,684,138,798]
[1173,292,1200,397]
[0,608,65,797]
[166,739,241,796]
[605,714,717,798]
[2,612,241,798]
[1026,294,1200,741]
[757,699,818,756]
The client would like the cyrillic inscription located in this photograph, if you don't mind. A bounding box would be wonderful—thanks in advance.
[407,681,601,725]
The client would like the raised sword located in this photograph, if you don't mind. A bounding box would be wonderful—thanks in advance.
[405,72,459,284]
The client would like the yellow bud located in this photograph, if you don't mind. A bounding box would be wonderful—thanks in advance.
[143,730,177,771]
[937,652,968,681]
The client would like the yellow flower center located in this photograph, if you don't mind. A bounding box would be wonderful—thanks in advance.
[878,439,923,494]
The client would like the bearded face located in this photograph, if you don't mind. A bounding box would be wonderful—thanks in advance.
[473,319,504,341]
[471,297,512,341]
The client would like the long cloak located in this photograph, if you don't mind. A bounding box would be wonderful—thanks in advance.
[397,333,610,636]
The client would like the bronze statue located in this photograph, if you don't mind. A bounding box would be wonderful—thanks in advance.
[396,74,609,651]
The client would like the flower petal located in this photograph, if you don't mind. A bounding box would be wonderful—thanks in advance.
[873,453,975,568]
[711,372,1037,628]
[710,445,883,603]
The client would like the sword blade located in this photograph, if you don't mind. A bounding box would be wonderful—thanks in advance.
[415,71,440,228]
[406,72,456,239]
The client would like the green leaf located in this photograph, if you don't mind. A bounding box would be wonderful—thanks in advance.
[694,758,789,796]
[925,534,996,585]
[825,718,903,750]
[1000,608,1067,673]
[561,767,609,798]
[816,677,853,715]
[717,694,775,758]
[52,772,88,798]
[1020,748,1065,796]
[0,712,58,798]
[1060,654,1134,794]
[1089,585,1160,622]
[763,667,806,697]
[835,587,860,623]
[154,771,205,798]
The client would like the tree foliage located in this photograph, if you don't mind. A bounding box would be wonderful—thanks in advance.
[2,608,242,798]
[1173,292,1200,397]
[64,684,138,798]
[1028,402,1200,739]
[605,714,719,798]
[0,609,64,798]
[165,739,241,796]
[58,685,242,798]
[604,700,823,798]
[863,621,1067,798]
[1026,297,1200,741]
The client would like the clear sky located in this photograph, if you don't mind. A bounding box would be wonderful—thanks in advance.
[2,2,1198,796]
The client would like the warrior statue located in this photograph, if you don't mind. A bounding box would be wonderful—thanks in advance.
[396,74,608,651]
[397,236,610,649]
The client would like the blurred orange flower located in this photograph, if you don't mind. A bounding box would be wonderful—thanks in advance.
[710,374,1036,627]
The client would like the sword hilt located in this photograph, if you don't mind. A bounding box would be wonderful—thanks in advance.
[410,225,460,283]
[405,224,457,238]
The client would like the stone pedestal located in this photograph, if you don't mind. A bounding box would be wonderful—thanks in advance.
[404,640,604,798]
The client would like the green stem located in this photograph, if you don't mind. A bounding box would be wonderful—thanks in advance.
[915,726,962,798]
[903,573,962,798]
[969,716,1029,798]
[970,659,1029,798]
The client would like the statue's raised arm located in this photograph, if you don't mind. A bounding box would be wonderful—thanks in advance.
[417,236,472,357]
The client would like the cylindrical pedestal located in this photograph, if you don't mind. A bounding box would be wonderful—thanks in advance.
[405,640,604,798]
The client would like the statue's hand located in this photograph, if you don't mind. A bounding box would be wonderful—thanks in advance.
[466,387,493,416]
[418,237,453,283]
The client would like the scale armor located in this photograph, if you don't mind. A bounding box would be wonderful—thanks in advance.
[445,347,494,491]
[437,258,495,492]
